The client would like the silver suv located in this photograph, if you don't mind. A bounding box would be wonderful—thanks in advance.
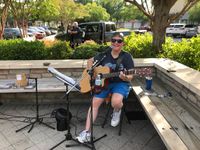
[184,24,198,38]
[166,23,186,37]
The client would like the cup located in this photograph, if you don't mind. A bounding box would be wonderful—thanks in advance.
[145,77,152,90]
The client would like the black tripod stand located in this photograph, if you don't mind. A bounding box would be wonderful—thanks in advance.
[48,67,106,150]
[16,77,55,133]
[50,84,93,150]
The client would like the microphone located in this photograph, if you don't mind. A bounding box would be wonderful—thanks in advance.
[110,45,114,49]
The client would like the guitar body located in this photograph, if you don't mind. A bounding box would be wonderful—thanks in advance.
[80,66,110,93]
[80,66,152,93]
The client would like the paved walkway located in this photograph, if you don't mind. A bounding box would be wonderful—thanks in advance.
[0,102,166,150]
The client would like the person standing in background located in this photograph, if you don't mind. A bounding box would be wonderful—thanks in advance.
[68,22,83,48]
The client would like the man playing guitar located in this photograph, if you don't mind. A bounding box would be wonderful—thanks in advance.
[76,32,134,143]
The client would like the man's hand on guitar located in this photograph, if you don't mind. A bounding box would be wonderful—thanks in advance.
[119,71,130,82]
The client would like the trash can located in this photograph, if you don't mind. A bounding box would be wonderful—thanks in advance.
[55,108,72,131]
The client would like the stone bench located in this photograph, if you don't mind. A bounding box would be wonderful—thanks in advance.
[0,59,200,148]
[0,59,155,103]
[131,77,200,150]
[0,78,77,93]
[0,78,90,104]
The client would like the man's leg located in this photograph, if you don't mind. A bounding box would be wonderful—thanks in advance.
[85,97,104,131]
[111,93,123,111]
[76,97,104,143]
[110,93,123,127]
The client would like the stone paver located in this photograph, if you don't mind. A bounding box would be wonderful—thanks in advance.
[0,103,166,150]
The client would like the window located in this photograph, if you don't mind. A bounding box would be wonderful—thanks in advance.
[105,24,116,32]
[85,24,99,32]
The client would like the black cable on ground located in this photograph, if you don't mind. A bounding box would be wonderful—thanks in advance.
[0,110,54,125]
[74,103,108,126]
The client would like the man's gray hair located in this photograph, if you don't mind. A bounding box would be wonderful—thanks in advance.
[73,22,78,27]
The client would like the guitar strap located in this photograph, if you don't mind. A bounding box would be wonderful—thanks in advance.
[105,51,125,102]
[115,51,125,71]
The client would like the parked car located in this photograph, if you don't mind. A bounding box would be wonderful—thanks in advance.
[184,24,198,38]
[139,26,151,31]
[3,28,22,39]
[166,23,186,37]
[79,21,131,43]
[37,27,51,36]
[48,27,58,35]
[28,28,44,39]
[55,22,132,43]
[133,29,147,34]
[29,26,46,38]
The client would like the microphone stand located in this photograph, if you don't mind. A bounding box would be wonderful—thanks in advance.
[86,55,107,150]
[50,54,107,150]
[50,76,93,150]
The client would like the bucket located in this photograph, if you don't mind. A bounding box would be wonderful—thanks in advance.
[55,108,72,131]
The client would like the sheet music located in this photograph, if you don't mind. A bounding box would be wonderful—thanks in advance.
[48,67,80,91]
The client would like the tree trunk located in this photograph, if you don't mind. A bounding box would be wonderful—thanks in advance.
[0,1,10,39]
[152,20,167,53]
[152,2,170,53]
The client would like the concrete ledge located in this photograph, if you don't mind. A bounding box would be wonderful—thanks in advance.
[154,58,200,97]
[0,59,199,107]
[0,59,87,69]
[0,78,71,93]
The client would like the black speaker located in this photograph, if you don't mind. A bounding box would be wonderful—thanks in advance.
[125,110,147,121]
[54,108,72,131]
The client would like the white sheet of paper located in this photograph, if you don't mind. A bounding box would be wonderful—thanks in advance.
[16,75,22,80]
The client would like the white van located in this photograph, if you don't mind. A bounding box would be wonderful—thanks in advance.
[166,23,186,37]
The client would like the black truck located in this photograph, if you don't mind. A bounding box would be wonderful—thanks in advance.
[55,21,131,43]
[79,21,131,44]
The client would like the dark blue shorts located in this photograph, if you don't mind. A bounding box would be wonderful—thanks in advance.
[94,82,130,99]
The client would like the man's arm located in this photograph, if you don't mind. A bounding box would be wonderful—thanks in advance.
[70,30,78,34]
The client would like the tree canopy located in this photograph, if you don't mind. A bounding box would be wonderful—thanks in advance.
[33,0,60,23]
[119,5,148,22]
[125,0,200,53]
[188,1,200,23]
[83,2,110,22]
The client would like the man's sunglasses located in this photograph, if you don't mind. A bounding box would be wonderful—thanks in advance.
[111,39,123,43]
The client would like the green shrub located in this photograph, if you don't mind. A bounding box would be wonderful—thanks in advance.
[0,35,200,71]
[161,36,200,70]
[124,32,156,58]
[46,41,73,59]
[0,39,46,60]
[190,36,200,70]
[72,42,108,59]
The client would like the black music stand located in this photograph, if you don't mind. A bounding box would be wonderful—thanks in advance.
[48,67,107,150]
[16,77,55,133]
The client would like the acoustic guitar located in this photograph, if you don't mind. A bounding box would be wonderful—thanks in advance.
[80,66,152,93]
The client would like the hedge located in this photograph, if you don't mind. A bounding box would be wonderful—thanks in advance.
[0,34,200,70]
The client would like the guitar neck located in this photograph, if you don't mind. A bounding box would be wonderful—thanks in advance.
[102,69,135,79]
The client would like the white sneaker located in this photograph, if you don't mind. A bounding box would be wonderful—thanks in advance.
[76,130,91,143]
[111,109,121,127]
